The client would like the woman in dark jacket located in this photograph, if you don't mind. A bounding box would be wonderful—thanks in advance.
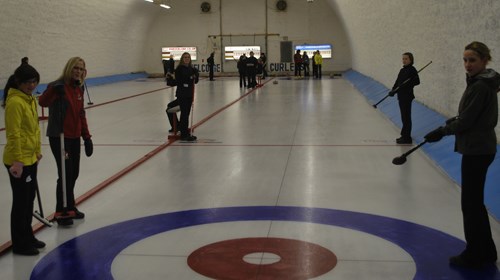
[425,41,500,268]
[391,52,420,144]
[175,52,199,141]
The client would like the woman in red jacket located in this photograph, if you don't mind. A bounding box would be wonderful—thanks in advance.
[39,57,93,222]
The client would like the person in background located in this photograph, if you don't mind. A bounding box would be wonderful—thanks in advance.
[312,51,317,78]
[246,51,258,88]
[165,54,176,86]
[256,58,264,86]
[314,50,323,79]
[175,52,199,141]
[207,52,215,81]
[294,50,302,77]
[38,57,93,221]
[302,51,310,77]
[237,54,247,88]
[162,58,168,77]
[3,64,45,255]
[260,53,268,79]
[390,52,420,144]
[425,41,499,268]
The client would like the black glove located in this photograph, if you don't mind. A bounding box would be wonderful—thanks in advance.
[445,116,459,125]
[424,127,445,143]
[388,89,396,97]
[84,138,93,157]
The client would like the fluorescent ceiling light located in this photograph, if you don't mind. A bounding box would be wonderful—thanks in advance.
[144,0,154,2]
[160,4,171,9]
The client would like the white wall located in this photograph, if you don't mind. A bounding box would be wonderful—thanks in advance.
[0,0,158,85]
[142,0,352,74]
[329,0,500,133]
[0,0,498,136]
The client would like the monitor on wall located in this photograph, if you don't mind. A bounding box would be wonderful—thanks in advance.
[224,46,261,60]
[162,47,197,61]
[295,44,332,58]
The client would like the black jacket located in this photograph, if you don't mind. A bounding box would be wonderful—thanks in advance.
[443,69,500,155]
[175,65,199,98]
[246,56,258,73]
[392,64,420,100]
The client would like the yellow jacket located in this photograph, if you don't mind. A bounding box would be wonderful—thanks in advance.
[3,88,41,166]
[314,54,323,65]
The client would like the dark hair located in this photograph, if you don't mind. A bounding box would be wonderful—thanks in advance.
[465,41,492,62]
[403,52,414,65]
[2,64,40,107]
[14,64,40,84]
[21,57,29,65]
[2,75,16,107]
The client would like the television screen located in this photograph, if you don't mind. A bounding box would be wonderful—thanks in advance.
[224,46,261,60]
[295,44,332,58]
[162,47,197,61]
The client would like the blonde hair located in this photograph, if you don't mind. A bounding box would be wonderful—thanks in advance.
[178,52,192,68]
[58,57,86,84]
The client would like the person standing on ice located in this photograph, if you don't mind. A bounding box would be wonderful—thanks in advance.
[39,57,93,221]
[175,52,199,141]
[425,41,499,268]
[390,52,420,144]
[3,64,46,255]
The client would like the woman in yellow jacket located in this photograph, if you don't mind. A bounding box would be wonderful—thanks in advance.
[314,50,323,79]
[2,64,45,255]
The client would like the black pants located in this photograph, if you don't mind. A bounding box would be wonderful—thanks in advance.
[209,65,214,80]
[294,63,302,76]
[239,71,247,88]
[398,98,413,139]
[178,95,193,137]
[312,64,317,77]
[166,99,179,130]
[247,71,256,87]
[49,137,81,212]
[303,64,310,76]
[461,154,497,259]
[6,163,37,250]
[316,65,322,78]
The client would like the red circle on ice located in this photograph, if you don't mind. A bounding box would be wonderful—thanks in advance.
[187,237,337,280]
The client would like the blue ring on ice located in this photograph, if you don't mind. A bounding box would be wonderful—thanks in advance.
[30,206,499,279]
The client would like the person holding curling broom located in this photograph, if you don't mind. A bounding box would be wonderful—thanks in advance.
[424,41,500,268]
[39,57,93,224]
[390,52,420,144]
[175,52,199,141]
[3,64,47,255]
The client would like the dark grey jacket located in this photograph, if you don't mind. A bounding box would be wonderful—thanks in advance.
[443,69,500,155]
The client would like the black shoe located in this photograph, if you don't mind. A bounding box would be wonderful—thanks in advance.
[32,239,46,249]
[13,247,39,256]
[396,137,412,144]
[68,208,85,219]
[181,135,197,142]
[449,253,497,268]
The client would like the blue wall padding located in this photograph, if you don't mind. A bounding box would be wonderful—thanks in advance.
[83,72,148,87]
[344,69,500,221]
[0,72,148,98]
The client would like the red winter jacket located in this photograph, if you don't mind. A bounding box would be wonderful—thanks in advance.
[38,80,91,139]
